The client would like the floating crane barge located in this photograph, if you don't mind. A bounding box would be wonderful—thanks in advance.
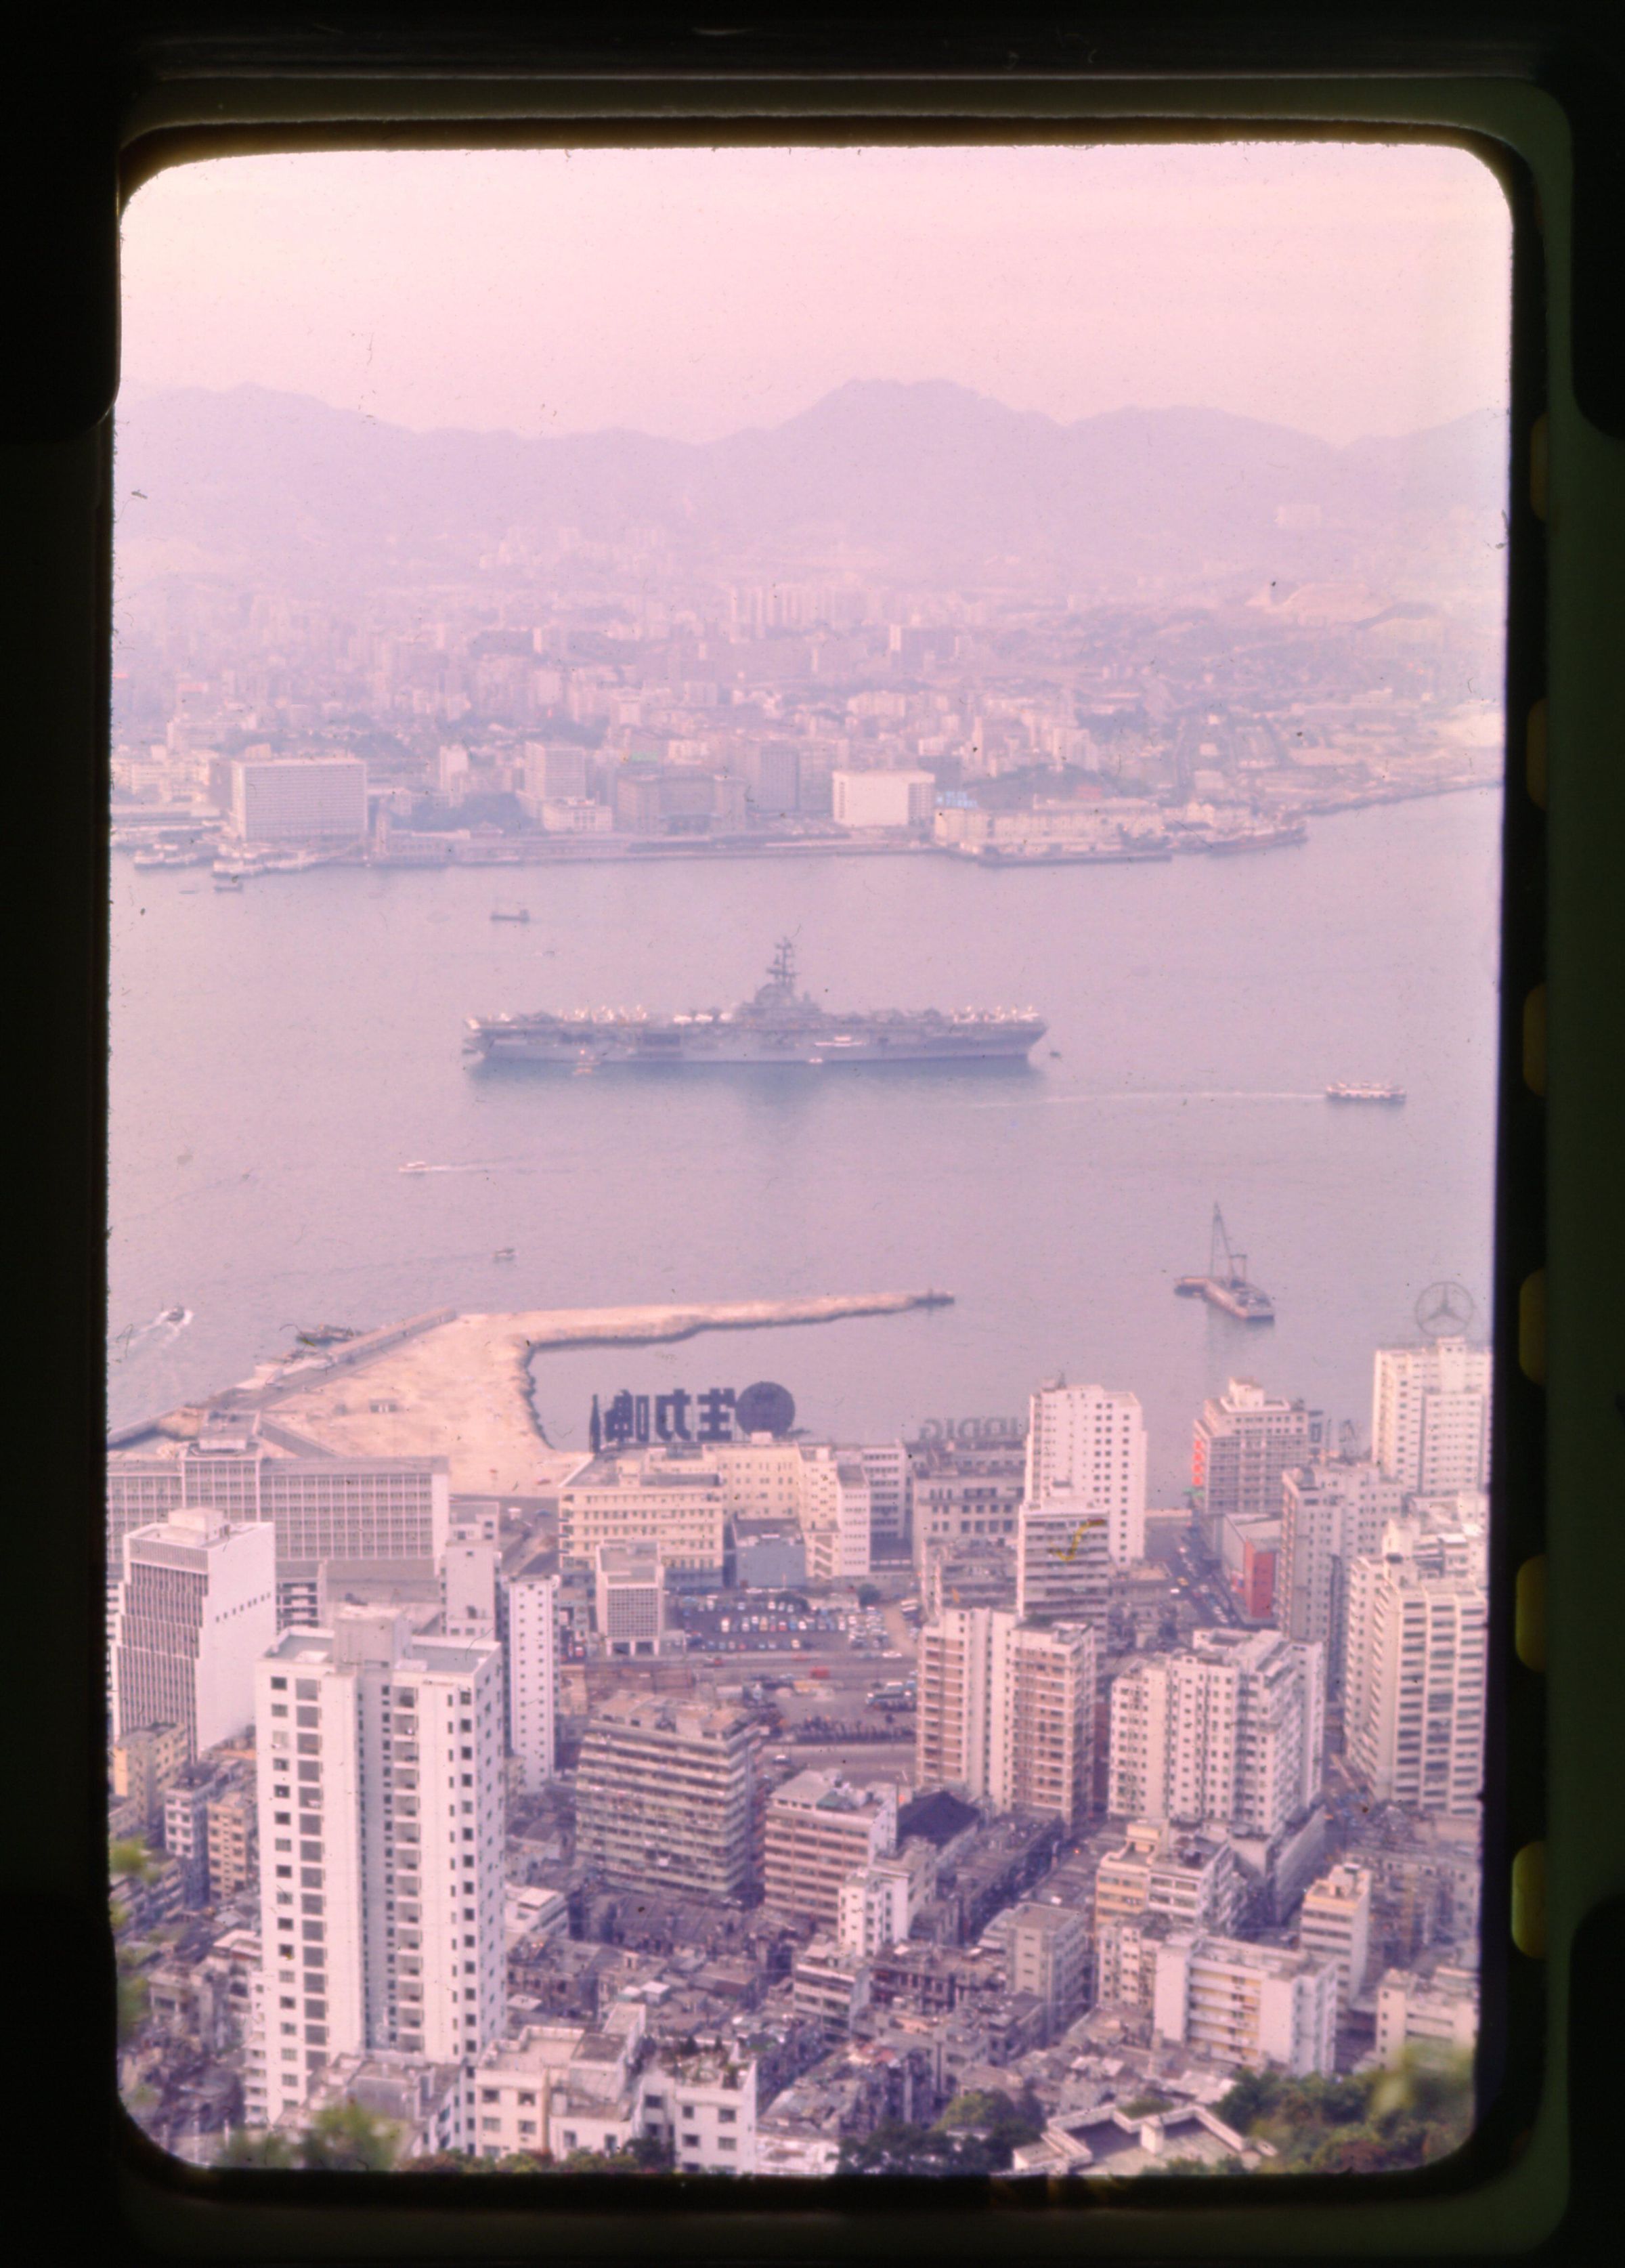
[1173,1205,1275,1323]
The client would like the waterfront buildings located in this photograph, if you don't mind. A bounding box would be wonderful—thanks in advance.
[574,1695,763,1900]
[1343,1514,1488,1817]
[916,1608,1098,1826]
[230,754,367,842]
[1106,1629,1325,1839]
[107,1420,450,1629]
[1371,1339,1492,1495]
[111,1505,276,1759]
[557,1449,727,1577]
[251,1607,508,2127]
[830,768,934,828]
[764,1772,897,1929]
[1278,1460,1408,1692]
[1025,1382,1147,1566]
[502,1569,559,1789]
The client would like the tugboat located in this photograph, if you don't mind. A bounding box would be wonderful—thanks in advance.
[1325,1082,1406,1103]
[490,905,530,923]
[491,1247,516,1262]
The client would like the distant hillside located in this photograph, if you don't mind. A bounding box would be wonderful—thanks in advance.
[112,377,1509,596]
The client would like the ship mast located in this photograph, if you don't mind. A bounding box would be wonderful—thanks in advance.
[768,937,798,992]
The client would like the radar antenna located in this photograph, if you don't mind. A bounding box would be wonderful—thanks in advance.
[768,937,798,991]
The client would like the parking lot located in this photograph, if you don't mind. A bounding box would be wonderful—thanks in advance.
[674,1592,917,1737]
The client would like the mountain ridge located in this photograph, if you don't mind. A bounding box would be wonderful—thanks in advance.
[112,377,1510,595]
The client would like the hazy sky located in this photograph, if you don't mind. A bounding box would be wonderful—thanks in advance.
[121,141,1510,446]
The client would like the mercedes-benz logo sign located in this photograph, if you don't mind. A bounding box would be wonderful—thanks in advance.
[1414,1281,1475,1338]
[735,1381,796,1437]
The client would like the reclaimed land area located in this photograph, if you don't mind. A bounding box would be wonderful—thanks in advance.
[149,1291,949,1494]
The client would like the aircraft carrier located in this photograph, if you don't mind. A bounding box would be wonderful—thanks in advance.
[463,939,1045,1068]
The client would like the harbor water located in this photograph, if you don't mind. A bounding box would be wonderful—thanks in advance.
[108,791,1503,1500]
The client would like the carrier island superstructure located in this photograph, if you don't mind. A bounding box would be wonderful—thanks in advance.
[463,940,1045,1068]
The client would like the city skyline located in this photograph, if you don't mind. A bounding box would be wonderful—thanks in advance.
[109,133,1502,2175]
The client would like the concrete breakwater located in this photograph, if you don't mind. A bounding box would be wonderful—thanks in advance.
[131,1290,952,1495]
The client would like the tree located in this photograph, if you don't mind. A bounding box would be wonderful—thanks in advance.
[116,1965,150,2048]
[110,1836,157,1883]
[1213,2052,1473,2176]
[297,2098,400,2173]
[215,2128,296,2169]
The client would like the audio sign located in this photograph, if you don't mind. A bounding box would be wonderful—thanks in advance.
[913,1416,1026,1446]
[588,1379,796,1451]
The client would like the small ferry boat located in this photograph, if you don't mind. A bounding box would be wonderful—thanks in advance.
[1325,1082,1406,1104]
[399,1160,431,1174]
[492,1247,516,1262]
[490,905,530,923]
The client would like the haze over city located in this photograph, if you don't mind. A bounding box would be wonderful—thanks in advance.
[109,141,1504,2180]
[122,142,1509,445]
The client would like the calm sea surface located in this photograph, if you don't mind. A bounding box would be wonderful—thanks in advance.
[108,792,1504,1500]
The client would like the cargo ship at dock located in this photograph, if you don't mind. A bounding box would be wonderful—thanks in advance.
[463,939,1046,1067]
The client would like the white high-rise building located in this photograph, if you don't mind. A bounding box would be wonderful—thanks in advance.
[1297,1862,1373,2012]
[1278,1461,1408,1694]
[1107,1628,1324,1839]
[1192,1378,1325,1546]
[441,1542,499,1638]
[798,1448,871,1580]
[836,1862,913,1957]
[846,1441,910,1555]
[111,1505,276,1759]
[1372,1339,1492,1495]
[1344,1513,1488,1818]
[593,1541,666,1656]
[502,1570,559,1791]
[253,1608,506,2126]
[230,755,368,842]
[1025,1381,1146,1565]
[915,1607,1097,1826]
[1152,1933,1338,2076]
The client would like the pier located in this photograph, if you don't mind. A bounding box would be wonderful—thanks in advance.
[117,1289,953,1494]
